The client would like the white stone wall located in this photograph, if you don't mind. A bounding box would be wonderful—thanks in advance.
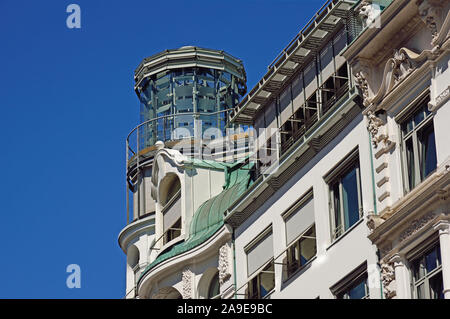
[234,116,382,298]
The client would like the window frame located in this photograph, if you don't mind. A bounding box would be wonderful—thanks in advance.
[409,241,443,299]
[399,95,436,194]
[330,262,369,299]
[284,224,317,280]
[336,273,369,299]
[325,148,363,241]
[246,259,276,299]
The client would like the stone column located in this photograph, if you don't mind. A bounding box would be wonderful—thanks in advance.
[434,220,450,299]
[390,254,411,299]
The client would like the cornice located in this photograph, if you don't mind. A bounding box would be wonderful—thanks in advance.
[368,162,450,246]
[137,224,232,297]
[343,0,411,61]
[118,214,156,253]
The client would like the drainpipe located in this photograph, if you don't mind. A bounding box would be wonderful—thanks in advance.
[368,132,377,215]
[368,131,383,299]
[232,227,237,299]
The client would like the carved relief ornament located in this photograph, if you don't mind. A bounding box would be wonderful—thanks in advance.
[182,268,194,299]
[399,211,436,242]
[416,0,449,47]
[218,244,231,285]
[380,261,396,299]
[365,47,435,108]
[366,111,386,148]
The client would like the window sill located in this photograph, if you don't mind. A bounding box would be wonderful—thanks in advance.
[326,218,364,251]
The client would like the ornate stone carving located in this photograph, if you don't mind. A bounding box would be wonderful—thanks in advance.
[218,244,231,285]
[355,71,370,101]
[399,211,436,242]
[357,0,381,29]
[392,49,414,85]
[429,86,450,111]
[417,0,447,45]
[366,111,385,148]
[367,47,433,107]
[380,261,396,299]
[366,212,385,231]
[352,58,373,106]
[181,268,194,299]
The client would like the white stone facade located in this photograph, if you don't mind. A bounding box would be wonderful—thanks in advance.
[119,0,450,299]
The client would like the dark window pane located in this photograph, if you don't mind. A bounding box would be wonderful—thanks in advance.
[299,227,316,265]
[342,166,360,230]
[418,124,437,179]
[405,138,415,190]
[248,276,258,299]
[414,110,425,126]
[425,248,438,273]
[332,182,341,235]
[348,278,367,299]
[287,244,299,275]
[260,263,275,298]
[402,120,413,135]
[208,273,220,299]
[417,283,425,299]
[437,246,441,265]
[429,272,444,299]
[413,258,426,281]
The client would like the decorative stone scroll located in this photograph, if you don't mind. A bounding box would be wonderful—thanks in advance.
[365,47,433,108]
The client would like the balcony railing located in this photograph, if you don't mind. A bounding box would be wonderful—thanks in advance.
[279,64,349,155]
[126,109,235,168]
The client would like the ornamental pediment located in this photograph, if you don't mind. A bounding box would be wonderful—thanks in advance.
[349,0,450,112]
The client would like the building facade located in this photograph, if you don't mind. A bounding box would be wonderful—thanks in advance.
[118,0,450,299]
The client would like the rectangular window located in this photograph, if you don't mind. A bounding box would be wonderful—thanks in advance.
[162,190,182,245]
[284,191,315,244]
[411,242,443,299]
[164,217,181,244]
[326,150,362,240]
[331,263,369,299]
[285,225,317,279]
[336,274,369,299]
[401,96,437,193]
[247,261,275,299]
[245,227,275,299]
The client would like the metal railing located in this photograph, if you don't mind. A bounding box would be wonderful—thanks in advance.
[267,0,338,70]
[126,109,234,164]
[125,108,253,225]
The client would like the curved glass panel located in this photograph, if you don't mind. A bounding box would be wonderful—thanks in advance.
[137,67,244,149]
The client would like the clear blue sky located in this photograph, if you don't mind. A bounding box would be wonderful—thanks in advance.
[0,0,325,298]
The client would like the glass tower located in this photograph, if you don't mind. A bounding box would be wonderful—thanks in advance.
[133,46,247,151]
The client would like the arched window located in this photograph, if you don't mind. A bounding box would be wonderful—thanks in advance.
[207,272,220,299]
[159,174,182,244]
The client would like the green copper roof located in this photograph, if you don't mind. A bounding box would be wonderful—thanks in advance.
[183,158,237,170]
[138,160,254,284]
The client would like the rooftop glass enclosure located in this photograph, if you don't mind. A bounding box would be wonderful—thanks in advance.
[126,47,248,224]
[129,46,247,158]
